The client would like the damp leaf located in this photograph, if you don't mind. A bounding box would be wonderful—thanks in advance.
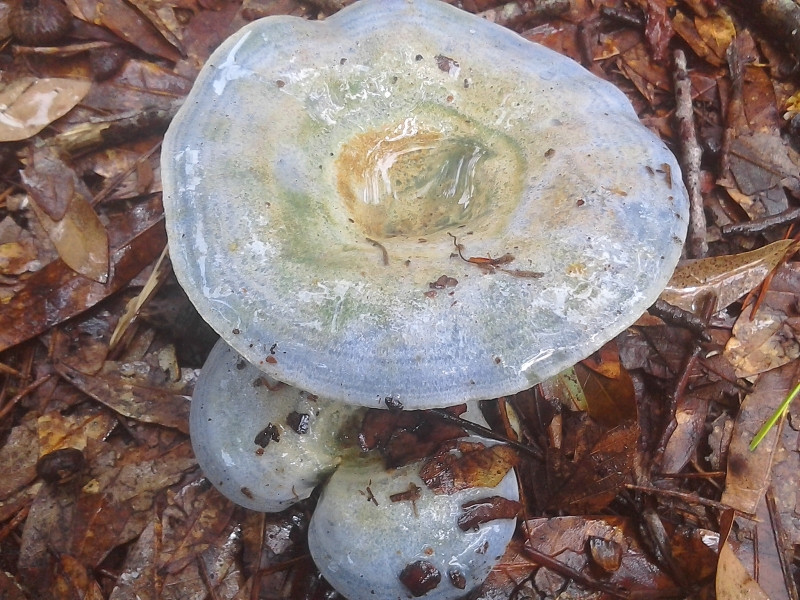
[660,239,796,313]
[0,77,91,142]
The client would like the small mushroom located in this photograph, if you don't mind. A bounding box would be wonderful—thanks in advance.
[308,442,519,600]
[162,0,689,410]
[190,339,363,511]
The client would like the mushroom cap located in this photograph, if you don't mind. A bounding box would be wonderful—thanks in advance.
[190,339,363,512]
[308,448,519,600]
[163,0,689,409]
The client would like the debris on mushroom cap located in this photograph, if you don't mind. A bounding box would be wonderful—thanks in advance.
[308,440,519,600]
[190,339,363,512]
[163,0,689,409]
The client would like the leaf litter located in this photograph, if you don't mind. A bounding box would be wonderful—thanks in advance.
[1,0,800,599]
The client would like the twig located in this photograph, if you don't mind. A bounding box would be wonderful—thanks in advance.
[721,206,800,236]
[672,49,707,258]
[428,408,543,460]
[648,299,711,342]
[0,374,52,423]
[766,486,800,600]
[625,484,752,516]
[522,545,633,599]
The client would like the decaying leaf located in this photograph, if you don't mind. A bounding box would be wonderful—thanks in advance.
[0,417,40,501]
[721,361,800,514]
[728,132,800,196]
[573,350,637,427]
[22,146,110,283]
[420,442,519,495]
[55,361,190,433]
[37,410,117,456]
[542,423,638,513]
[725,304,800,378]
[65,0,182,62]
[457,496,522,531]
[0,204,166,353]
[660,239,796,313]
[0,77,91,142]
[523,516,717,597]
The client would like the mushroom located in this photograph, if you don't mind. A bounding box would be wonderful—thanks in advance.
[162,0,689,410]
[190,342,519,599]
[308,443,520,600]
[190,339,364,512]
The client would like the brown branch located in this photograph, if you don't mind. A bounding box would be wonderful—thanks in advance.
[672,49,707,258]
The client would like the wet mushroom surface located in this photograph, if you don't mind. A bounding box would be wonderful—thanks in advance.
[162,0,690,410]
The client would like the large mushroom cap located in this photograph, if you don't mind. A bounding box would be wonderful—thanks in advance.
[163,0,689,409]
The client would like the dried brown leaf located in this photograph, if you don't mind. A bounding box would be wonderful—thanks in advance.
[660,239,796,313]
[543,423,638,513]
[66,0,182,61]
[52,554,104,600]
[574,353,637,427]
[729,132,800,196]
[721,361,800,514]
[695,10,735,62]
[37,409,117,456]
[0,203,166,353]
[524,516,716,596]
[56,361,190,433]
[108,514,162,600]
[420,442,519,495]
[724,304,800,378]
[0,417,39,501]
[69,439,197,567]
[717,539,770,600]
[158,479,235,575]
[29,194,110,283]
[0,77,91,142]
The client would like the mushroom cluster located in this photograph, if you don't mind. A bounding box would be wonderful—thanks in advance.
[162,0,689,598]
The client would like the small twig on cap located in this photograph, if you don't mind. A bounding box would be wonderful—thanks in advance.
[672,49,707,258]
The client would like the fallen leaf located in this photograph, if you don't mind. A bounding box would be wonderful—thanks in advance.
[420,442,518,495]
[66,0,182,62]
[574,351,637,427]
[717,532,770,600]
[729,132,800,196]
[0,203,166,353]
[660,239,796,313]
[724,304,800,378]
[721,361,800,514]
[51,554,104,600]
[0,417,39,501]
[22,146,110,283]
[0,77,91,142]
[542,423,638,513]
[457,496,521,530]
[55,361,190,433]
[37,410,117,456]
[523,516,717,596]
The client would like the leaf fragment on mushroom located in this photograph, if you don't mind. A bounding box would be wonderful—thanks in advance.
[419,441,519,495]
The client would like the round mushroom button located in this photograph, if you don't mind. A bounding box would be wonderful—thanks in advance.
[308,446,519,600]
[190,339,364,512]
